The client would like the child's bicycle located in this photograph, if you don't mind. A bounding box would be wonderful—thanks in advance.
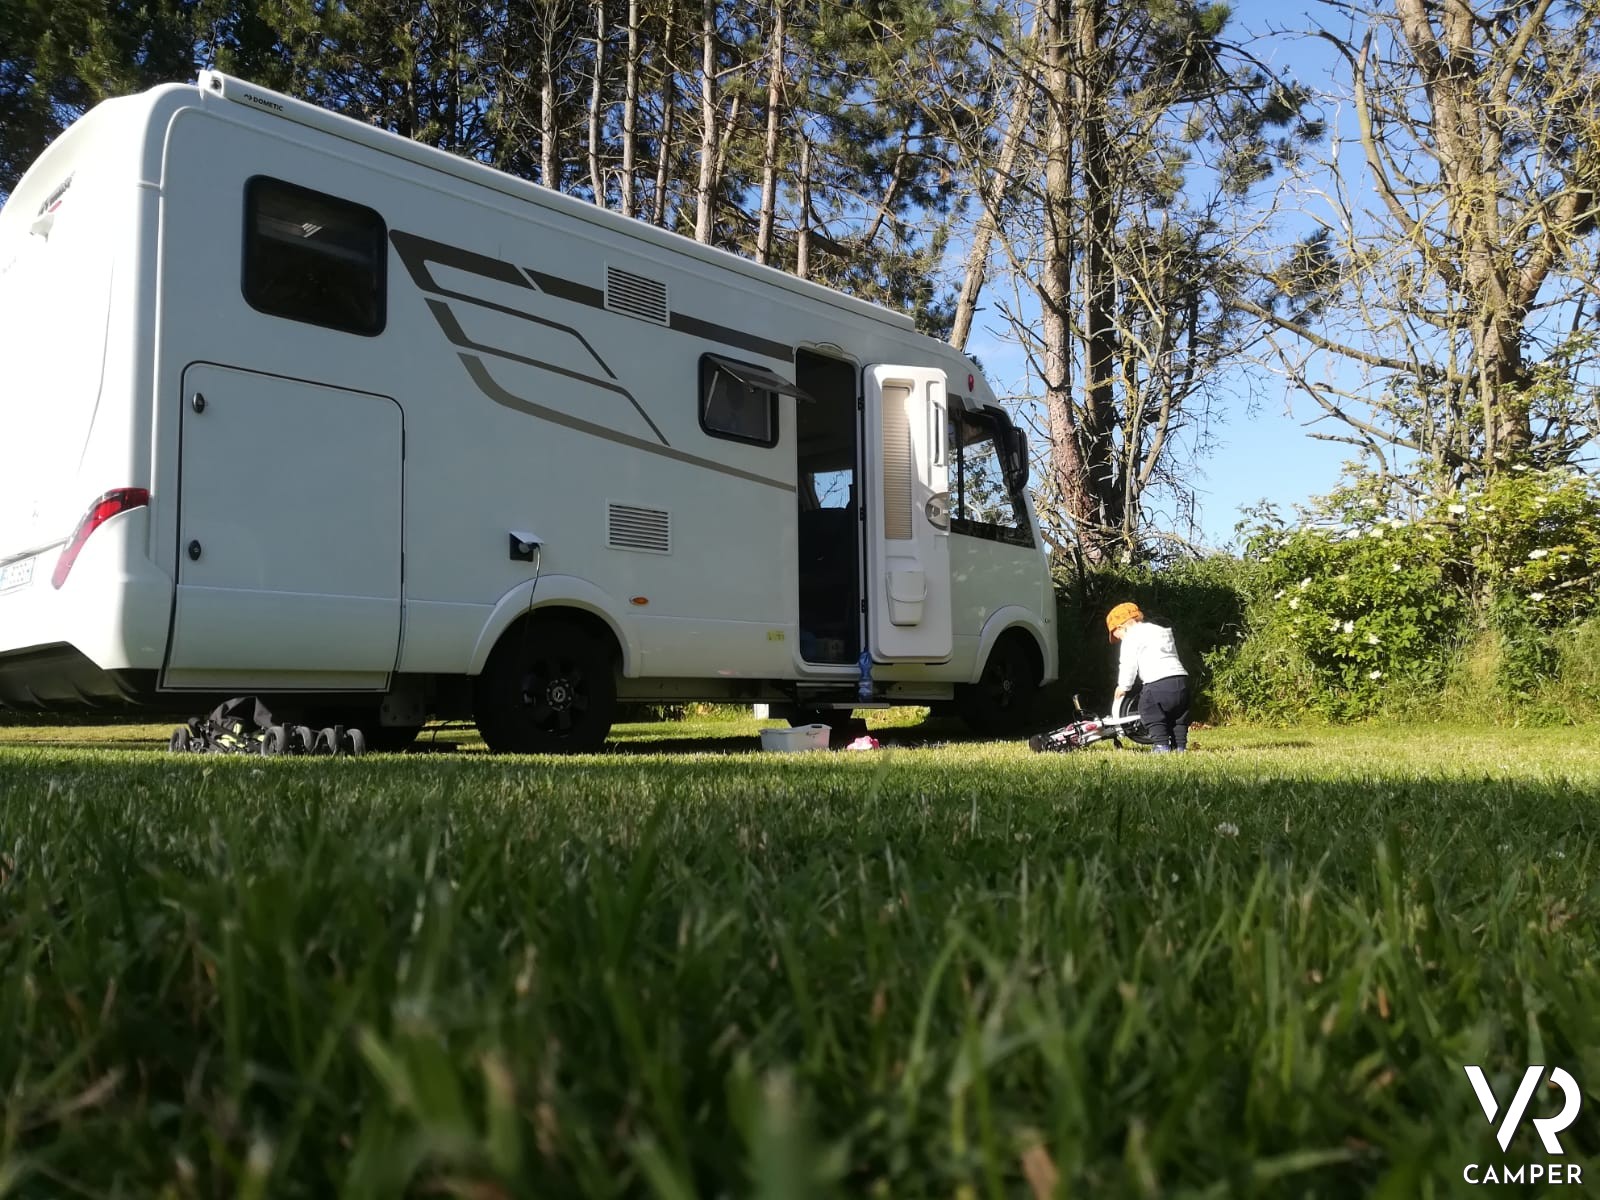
[1028,692,1153,752]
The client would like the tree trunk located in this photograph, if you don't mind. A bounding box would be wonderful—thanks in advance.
[694,0,717,243]
[755,0,785,266]
[587,0,606,204]
[1041,0,1091,551]
[621,0,639,217]
[652,0,677,226]
[796,134,812,279]
[540,10,559,188]
[1075,0,1123,551]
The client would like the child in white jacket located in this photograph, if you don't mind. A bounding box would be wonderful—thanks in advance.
[1106,602,1191,752]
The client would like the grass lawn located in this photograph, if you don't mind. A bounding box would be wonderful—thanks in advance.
[1,714,1596,1197]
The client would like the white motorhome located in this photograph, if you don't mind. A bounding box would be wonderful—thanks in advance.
[0,73,1057,751]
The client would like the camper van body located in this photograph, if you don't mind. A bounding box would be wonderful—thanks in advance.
[0,73,1056,749]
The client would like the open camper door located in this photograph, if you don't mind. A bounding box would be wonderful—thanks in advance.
[863,365,952,661]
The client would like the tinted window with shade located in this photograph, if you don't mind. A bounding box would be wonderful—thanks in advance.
[243,177,387,336]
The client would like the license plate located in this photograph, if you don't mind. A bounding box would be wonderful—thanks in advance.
[0,555,35,594]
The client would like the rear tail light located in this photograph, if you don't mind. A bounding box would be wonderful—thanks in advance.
[51,488,150,589]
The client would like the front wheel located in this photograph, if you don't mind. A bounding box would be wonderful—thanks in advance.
[474,619,617,753]
[958,636,1041,736]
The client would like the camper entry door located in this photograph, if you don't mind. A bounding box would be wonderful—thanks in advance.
[862,365,952,662]
[162,364,403,691]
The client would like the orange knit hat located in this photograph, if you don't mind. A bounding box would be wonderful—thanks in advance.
[1105,602,1143,642]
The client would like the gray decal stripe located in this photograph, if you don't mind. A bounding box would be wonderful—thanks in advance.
[425,300,666,443]
[393,234,619,381]
[669,312,793,363]
[391,230,530,292]
[389,227,794,364]
[525,269,605,308]
[461,354,795,495]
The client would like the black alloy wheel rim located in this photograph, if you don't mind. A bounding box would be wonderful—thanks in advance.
[521,655,591,734]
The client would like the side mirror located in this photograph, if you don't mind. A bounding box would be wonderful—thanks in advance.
[1001,426,1029,493]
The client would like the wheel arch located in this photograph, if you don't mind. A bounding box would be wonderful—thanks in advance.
[468,575,635,677]
[971,607,1053,686]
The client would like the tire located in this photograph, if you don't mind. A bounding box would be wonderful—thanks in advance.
[1114,686,1155,745]
[168,727,191,753]
[262,725,291,756]
[958,635,1041,736]
[343,728,367,757]
[474,618,617,753]
[294,725,316,754]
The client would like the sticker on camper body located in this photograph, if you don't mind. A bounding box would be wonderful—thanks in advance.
[0,555,36,594]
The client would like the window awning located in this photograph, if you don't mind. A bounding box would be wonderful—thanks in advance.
[704,354,812,401]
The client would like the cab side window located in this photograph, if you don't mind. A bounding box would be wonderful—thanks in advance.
[243,176,387,336]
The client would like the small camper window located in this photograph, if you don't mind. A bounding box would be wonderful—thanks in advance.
[698,354,804,447]
[243,177,386,336]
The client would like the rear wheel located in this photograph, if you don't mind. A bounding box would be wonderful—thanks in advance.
[958,635,1041,736]
[474,618,617,753]
[1114,686,1155,745]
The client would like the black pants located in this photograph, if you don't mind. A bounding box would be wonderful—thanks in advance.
[1139,674,1191,749]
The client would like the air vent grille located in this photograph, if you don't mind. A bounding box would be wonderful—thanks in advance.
[605,266,669,325]
[881,383,914,540]
[608,502,671,554]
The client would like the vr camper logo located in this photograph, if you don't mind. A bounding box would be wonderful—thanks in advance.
[1462,1065,1585,1186]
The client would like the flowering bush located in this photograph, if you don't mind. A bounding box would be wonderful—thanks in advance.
[1210,469,1600,720]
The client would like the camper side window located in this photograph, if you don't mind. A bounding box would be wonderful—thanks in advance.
[698,355,780,447]
[243,177,387,336]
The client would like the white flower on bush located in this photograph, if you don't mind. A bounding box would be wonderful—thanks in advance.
[1391,563,1401,572]
[1530,592,1546,601]
[1216,821,1240,838]
[1368,669,1383,680]
[1366,633,1380,645]
[1299,577,1311,588]
[1529,548,1549,559]
[1368,527,1385,538]
[1342,620,1354,634]
[1288,597,1300,610]
[1274,589,1285,599]
[1448,504,1467,515]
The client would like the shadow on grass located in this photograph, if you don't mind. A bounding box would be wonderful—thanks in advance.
[603,715,998,756]
[7,716,1047,758]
